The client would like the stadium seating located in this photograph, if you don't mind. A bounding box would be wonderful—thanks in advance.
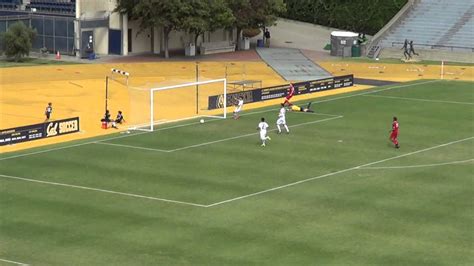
[378,0,474,50]
[0,0,20,9]
[26,0,75,14]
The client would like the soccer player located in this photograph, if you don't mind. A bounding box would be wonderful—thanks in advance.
[390,116,400,148]
[44,102,52,121]
[276,103,289,134]
[101,110,111,125]
[283,83,295,106]
[233,96,244,119]
[257,117,271,147]
[289,102,314,113]
[112,111,125,129]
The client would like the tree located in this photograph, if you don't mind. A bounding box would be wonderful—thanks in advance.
[181,0,234,46]
[283,0,407,35]
[116,0,186,58]
[227,0,286,50]
[1,22,36,62]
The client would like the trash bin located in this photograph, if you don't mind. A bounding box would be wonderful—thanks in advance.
[351,45,361,57]
[185,43,196,56]
[240,37,250,50]
[257,39,264,48]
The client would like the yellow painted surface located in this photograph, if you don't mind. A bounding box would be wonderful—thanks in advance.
[320,61,474,82]
[0,62,287,153]
[4,59,470,154]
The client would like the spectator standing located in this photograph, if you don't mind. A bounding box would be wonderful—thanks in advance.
[409,40,419,56]
[264,28,271,48]
[402,39,411,60]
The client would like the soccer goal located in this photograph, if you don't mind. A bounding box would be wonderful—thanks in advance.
[127,78,227,131]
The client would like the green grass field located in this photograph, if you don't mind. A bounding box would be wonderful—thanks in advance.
[0,80,473,265]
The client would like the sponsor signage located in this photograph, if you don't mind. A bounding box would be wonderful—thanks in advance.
[208,75,353,109]
[0,117,80,146]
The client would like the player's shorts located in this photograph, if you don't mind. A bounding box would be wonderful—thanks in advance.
[276,117,286,125]
[234,106,242,113]
[45,112,51,119]
[260,130,267,140]
[390,132,398,139]
[285,95,293,100]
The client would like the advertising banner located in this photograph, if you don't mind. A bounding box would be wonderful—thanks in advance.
[0,117,80,146]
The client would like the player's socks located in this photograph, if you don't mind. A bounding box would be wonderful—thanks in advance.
[277,125,282,133]
[267,136,271,140]
[284,125,289,133]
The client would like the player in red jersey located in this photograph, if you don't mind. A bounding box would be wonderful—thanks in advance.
[389,116,400,148]
[283,83,295,106]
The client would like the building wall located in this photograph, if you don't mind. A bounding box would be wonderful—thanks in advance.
[78,0,117,14]
[93,27,109,54]
[76,0,236,56]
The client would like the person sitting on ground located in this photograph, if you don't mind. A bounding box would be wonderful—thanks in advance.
[101,109,111,124]
[288,102,314,113]
[112,111,125,129]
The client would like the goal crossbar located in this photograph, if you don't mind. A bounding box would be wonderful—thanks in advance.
[131,78,227,132]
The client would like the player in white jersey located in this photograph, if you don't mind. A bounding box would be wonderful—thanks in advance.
[257,117,271,146]
[233,96,244,119]
[276,103,289,134]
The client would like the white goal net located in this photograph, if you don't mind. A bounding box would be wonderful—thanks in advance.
[127,78,227,131]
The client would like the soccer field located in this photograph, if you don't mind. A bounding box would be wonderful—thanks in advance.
[0,79,473,265]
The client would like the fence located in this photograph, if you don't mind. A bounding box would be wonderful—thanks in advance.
[391,42,474,52]
[0,13,75,55]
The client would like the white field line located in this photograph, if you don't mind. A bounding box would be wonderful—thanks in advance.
[363,94,474,105]
[2,136,471,208]
[0,174,207,208]
[94,142,171,153]
[0,79,438,162]
[0,258,29,266]
[94,116,344,153]
[313,79,441,104]
[205,136,474,208]
[359,158,474,169]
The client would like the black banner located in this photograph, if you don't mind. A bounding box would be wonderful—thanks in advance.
[0,117,80,146]
[208,75,354,109]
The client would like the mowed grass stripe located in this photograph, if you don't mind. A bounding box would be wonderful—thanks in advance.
[0,80,473,265]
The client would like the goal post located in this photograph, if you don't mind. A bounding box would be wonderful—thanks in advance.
[128,78,227,132]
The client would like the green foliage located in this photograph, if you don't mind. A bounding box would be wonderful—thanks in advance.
[181,0,234,45]
[283,0,407,35]
[115,0,285,55]
[227,0,286,49]
[1,22,37,62]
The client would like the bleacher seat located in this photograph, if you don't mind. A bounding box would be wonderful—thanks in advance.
[379,0,474,50]
[27,0,75,14]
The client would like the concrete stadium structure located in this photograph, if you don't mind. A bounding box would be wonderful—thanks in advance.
[0,0,236,57]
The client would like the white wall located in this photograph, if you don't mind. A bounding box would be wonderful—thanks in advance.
[128,20,151,53]
[94,27,109,55]
[78,0,117,14]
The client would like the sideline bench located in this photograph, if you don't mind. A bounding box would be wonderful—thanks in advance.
[200,41,235,55]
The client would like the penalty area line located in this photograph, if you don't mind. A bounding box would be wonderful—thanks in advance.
[94,116,344,153]
[363,94,474,105]
[205,136,474,208]
[0,174,207,208]
[0,258,29,266]
[359,158,474,170]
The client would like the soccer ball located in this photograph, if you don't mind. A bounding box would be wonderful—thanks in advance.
[200,119,204,124]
